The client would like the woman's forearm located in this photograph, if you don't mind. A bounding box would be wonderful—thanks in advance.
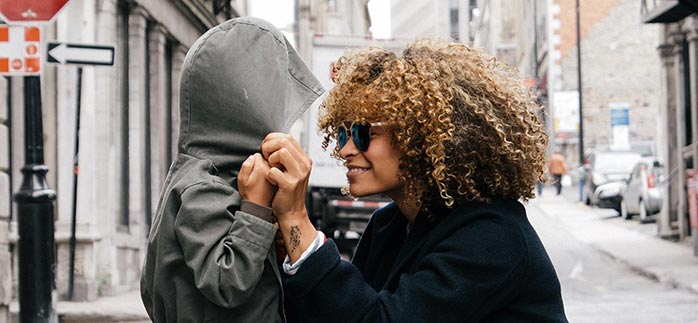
[277,210,318,264]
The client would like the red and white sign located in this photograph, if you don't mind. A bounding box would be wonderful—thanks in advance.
[0,25,41,75]
[0,0,71,25]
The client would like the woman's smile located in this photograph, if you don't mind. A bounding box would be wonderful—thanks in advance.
[346,166,370,179]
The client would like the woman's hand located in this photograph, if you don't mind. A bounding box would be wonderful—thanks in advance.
[261,133,318,263]
[237,153,277,207]
[261,133,313,220]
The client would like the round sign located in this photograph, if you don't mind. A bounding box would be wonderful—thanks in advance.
[26,44,38,55]
[11,59,23,70]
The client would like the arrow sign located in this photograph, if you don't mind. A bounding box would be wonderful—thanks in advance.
[47,42,114,66]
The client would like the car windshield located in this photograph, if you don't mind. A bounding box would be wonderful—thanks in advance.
[631,144,654,157]
[595,152,642,173]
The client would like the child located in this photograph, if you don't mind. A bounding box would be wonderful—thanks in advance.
[140,17,323,323]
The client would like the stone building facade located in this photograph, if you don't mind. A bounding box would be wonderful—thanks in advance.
[296,0,371,61]
[642,0,698,251]
[554,0,661,164]
[0,0,245,320]
[389,0,471,42]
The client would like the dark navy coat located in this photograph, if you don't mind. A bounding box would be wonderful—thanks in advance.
[284,199,568,322]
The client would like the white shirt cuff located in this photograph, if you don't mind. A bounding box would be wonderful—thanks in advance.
[283,230,326,275]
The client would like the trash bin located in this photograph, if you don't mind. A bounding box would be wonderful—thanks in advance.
[687,170,698,229]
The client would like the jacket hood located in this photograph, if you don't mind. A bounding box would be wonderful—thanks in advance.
[178,17,324,175]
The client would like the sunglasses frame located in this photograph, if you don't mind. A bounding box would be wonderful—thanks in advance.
[337,121,386,152]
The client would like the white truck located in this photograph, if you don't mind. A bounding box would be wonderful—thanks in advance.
[301,34,408,253]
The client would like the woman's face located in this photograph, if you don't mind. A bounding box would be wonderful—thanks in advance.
[338,123,403,199]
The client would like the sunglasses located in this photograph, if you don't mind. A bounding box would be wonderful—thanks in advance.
[337,121,385,152]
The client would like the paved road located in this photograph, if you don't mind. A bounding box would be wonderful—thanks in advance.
[529,188,698,323]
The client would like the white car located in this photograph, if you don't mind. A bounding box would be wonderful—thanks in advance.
[620,158,664,221]
[593,181,626,212]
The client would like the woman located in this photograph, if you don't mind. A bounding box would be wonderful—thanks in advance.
[259,39,568,322]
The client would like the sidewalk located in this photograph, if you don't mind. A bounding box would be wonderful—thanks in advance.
[531,192,698,295]
[10,290,149,323]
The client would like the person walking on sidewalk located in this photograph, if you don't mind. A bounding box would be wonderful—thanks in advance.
[260,39,567,322]
[139,17,323,323]
[549,152,567,195]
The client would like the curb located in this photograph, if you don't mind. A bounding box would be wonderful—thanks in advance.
[532,197,698,296]
[586,242,697,295]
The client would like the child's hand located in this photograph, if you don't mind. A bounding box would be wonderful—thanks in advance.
[238,153,277,207]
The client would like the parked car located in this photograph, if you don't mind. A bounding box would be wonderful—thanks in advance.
[582,150,642,206]
[620,157,665,221]
[592,181,625,212]
[591,141,657,157]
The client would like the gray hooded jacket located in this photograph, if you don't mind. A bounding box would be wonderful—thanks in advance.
[140,17,323,323]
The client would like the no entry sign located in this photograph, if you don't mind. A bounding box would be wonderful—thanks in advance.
[0,0,71,25]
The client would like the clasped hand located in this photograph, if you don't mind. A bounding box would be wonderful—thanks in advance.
[238,133,311,214]
[237,133,317,263]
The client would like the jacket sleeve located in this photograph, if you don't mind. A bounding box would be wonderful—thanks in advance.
[174,180,276,308]
[283,218,528,323]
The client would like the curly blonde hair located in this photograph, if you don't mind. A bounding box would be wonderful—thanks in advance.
[318,39,548,207]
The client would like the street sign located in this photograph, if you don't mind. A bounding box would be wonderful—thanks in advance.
[610,103,630,150]
[0,0,71,25]
[610,104,630,126]
[0,25,41,75]
[47,42,114,66]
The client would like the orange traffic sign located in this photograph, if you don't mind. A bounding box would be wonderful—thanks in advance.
[0,25,41,75]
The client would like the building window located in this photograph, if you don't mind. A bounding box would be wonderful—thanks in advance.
[450,0,459,40]
[118,2,130,229]
[144,22,153,229]
[165,40,174,170]
[683,38,692,145]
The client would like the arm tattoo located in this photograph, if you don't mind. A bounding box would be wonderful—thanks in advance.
[290,225,301,254]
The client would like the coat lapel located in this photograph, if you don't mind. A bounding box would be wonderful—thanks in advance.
[381,208,439,291]
[353,204,406,291]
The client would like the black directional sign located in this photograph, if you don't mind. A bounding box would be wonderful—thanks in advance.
[47,42,114,66]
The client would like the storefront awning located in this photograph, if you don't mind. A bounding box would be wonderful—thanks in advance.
[643,0,698,24]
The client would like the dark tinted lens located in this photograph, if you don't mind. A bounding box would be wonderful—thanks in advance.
[337,125,348,149]
[353,123,371,151]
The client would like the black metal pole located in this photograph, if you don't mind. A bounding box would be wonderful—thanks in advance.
[67,67,83,300]
[533,0,539,82]
[13,76,57,323]
[576,0,585,201]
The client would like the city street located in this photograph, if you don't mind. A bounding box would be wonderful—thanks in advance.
[530,184,698,322]
[24,183,697,323]
[3,1,698,322]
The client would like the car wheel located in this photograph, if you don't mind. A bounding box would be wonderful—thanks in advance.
[613,202,621,213]
[639,200,648,221]
[620,200,631,219]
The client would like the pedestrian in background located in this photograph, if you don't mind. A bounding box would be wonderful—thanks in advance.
[549,152,568,195]
[259,39,567,322]
[139,17,323,323]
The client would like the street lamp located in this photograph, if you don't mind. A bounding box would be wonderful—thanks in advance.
[14,76,58,323]
[576,0,585,201]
